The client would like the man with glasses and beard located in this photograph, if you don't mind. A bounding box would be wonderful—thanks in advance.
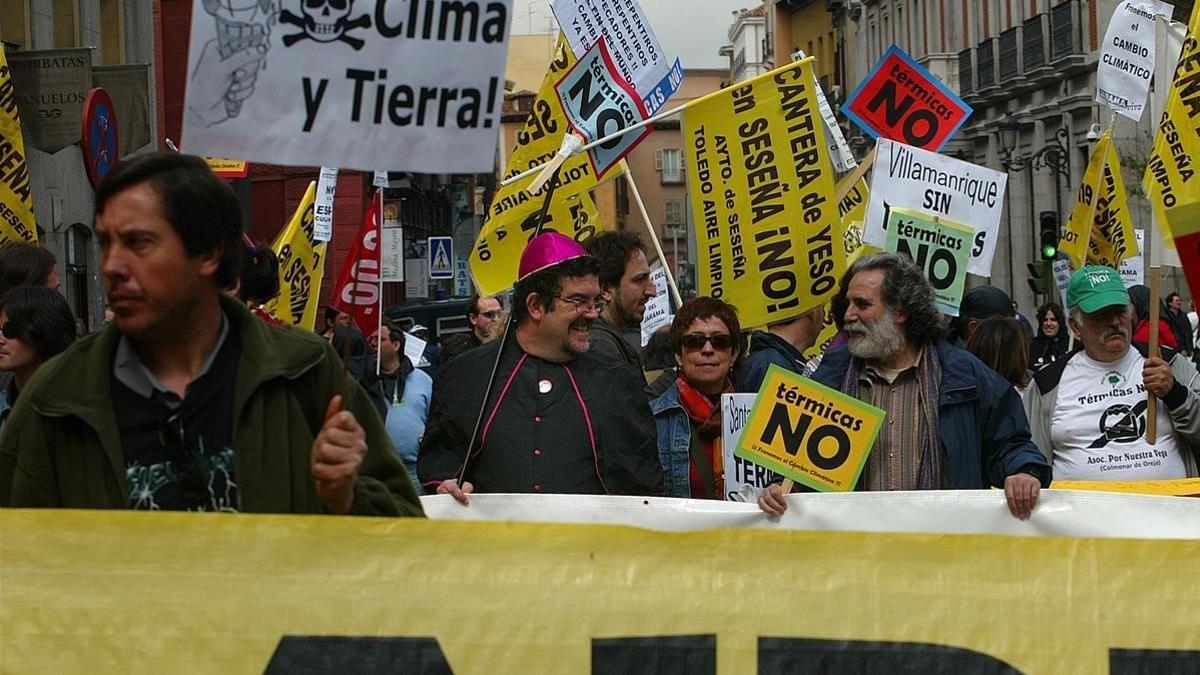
[419,232,663,503]
[441,292,503,364]
[757,253,1049,520]
[1024,266,1200,481]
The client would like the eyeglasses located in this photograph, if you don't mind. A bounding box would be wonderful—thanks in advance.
[555,294,607,314]
[478,310,501,320]
[0,322,19,340]
[681,333,734,351]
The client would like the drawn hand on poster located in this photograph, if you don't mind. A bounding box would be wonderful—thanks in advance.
[189,0,274,127]
[279,0,372,49]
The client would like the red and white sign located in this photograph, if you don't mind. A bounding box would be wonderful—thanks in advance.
[331,193,382,335]
[842,45,972,152]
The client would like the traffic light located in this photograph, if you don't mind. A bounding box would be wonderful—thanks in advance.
[1027,261,1048,296]
[1039,211,1060,260]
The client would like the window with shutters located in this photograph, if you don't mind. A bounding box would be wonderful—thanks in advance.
[658,148,682,184]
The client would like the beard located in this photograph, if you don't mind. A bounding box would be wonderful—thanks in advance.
[845,309,903,361]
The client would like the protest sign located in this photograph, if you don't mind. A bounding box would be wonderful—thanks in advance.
[403,330,427,368]
[1052,258,1073,311]
[640,57,684,116]
[866,138,1006,276]
[842,45,972,151]
[803,176,871,361]
[1144,5,1200,227]
[737,364,884,492]
[204,157,249,179]
[182,0,512,172]
[721,393,781,501]
[551,0,671,100]
[380,199,403,282]
[1119,229,1145,286]
[683,58,843,329]
[1061,129,1138,268]
[313,166,338,242]
[263,181,326,330]
[1096,0,1174,121]
[884,207,973,316]
[0,46,36,245]
[330,196,381,335]
[793,50,856,173]
[1162,199,1200,304]
[477,35,618,292]
[555,38,651,179]
[471,191,602,296]
[639,265,672,347]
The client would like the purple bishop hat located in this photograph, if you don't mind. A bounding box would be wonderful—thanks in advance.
[518,231,589,281]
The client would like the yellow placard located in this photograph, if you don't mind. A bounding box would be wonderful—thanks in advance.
[4,508,1199,673]
[470,34,618,296]
[1062,130,1137,268]
[736,364,884,492]
[1144,5,1200,231]
[803,174,870,361]
[204,157,249,178]
[1054,478,1200,497]
[262,181,326,331]
[683,58,843,330]
[0,45,37,245]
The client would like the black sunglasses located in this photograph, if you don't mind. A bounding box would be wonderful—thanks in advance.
[0,322,19,340]
[681,333,734,351]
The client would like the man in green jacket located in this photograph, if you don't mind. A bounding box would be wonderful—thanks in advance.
[0,153,423,516]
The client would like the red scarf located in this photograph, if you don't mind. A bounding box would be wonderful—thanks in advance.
[676,374,727,499]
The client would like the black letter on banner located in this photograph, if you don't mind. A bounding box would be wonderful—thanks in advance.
[806,424,850,470]
[760,404,811,457]
[757,638,1020,673]
[1109,648,1200,673]
[265,636,452,674]
[593,635,716,675]
[567,70,605,121]
[926,248,956,291]
[596,108,627,150]
[902,110,939,147]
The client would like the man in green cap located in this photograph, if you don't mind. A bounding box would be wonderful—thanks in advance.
[1023,265,1200,480]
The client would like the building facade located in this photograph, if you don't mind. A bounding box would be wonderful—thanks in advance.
[722,6,771,83]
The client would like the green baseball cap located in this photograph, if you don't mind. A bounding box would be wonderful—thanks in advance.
[1066,265,1129,313]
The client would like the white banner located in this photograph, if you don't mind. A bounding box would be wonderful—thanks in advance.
[182,0,512,172]
[866,139,1008,276]
[420,491,1200,539]
[380,226,403,282]
[1096,0,1173,121]
[1120,229,1145,286]
[794,50,856,173]
[372,170,388,188]
[551,0,671,98]
[639,265,672,346]
[721,393,780,501]
[313,166,338,242]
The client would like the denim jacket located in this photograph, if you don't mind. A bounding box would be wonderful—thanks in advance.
[649,382,694,498]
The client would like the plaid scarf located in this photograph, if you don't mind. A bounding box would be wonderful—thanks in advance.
[841,346,948,490]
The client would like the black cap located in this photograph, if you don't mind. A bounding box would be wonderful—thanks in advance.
[960,285,1014,322]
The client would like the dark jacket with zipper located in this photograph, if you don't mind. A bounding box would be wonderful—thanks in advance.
[0,295,424,516]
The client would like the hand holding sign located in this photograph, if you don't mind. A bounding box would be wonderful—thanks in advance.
[311,395,367,514]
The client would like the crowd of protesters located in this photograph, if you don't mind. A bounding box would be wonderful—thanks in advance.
[2,152,1199,523]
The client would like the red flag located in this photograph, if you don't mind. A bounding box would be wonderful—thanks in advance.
[331,192,382,335]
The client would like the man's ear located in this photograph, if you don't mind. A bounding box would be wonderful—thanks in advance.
[600,283,616,301]
[198,245,223,278]
[526,293,546,322]
[893,308,909,327]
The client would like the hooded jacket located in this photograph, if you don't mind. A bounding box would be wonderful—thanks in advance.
[0,295,424,516]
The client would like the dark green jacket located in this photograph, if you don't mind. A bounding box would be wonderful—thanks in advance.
[0,295,424,517]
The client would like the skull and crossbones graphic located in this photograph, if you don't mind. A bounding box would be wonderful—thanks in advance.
[280,0,371,50]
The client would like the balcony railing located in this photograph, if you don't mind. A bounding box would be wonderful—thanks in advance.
[958,48,974,95]
[977,39,995,89]
[1051,1,1077,61]
[999,27,1019,80]
[1023,14,1046,70]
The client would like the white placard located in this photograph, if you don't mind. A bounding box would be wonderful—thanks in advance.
[405,258,429,298]
[403,331,427,368]
[721,393,780,501]
[182,0,513,172]
[794,50,856,173]
[313,166,338,242]
[1096,0,1173,121]
[381,227,404,282]
[550,0,671,98]
[372,170,389,188]
[1119,229,1146,287]
[866,139,1008,276]
[1052,258,1073,311]
[640,266,672,347]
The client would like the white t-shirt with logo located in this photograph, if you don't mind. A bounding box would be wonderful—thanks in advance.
[1050,349,1188,480]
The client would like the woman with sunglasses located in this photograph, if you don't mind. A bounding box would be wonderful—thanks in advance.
[649,297,742,499]
[0,287,78,433]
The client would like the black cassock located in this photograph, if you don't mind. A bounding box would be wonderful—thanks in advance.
[418,338,664,496]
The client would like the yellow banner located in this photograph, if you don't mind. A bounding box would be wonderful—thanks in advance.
[803,175,870,361]
[262,181,326,331]
[1055,478,1200,497]
[684,58,843,329]
[737,364,884,491]
[1144,5,1200,229]
[0,45,37,246]
[4,508,1198,672]
[1061,130,1137,268]
[470,34,617,296]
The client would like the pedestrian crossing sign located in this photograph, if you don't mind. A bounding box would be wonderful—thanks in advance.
[429,236,454,279]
